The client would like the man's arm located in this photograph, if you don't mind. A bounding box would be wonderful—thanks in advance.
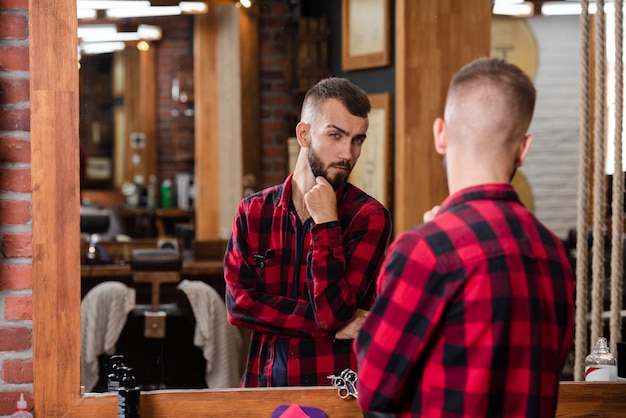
[224,199,327,338]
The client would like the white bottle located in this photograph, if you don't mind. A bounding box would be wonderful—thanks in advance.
[585,337,617,381]
[11,393,33,418]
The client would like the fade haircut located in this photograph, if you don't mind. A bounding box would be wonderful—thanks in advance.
[448,57,536,132]
[300,77,371,124]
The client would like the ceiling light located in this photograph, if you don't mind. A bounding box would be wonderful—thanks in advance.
[77,0,150,9]
[492,1,533,16]
[79,41,125,55]
[78,24,117,39]
[179,1,208,13]
[106,6,182,18]
[77,8,97,19]
[236,0,252,8]
[541,2,599,16]
[136,24,162,41]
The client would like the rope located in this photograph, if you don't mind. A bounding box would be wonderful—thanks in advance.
[574,0,592,382]
[610,0,624,356]
[590,0,607,350]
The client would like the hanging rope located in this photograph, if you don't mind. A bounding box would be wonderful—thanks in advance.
[610,0,625,357]
[591,0,607,351]
[574,0,592,382]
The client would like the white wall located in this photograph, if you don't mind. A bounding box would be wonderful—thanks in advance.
[523,15,581,239]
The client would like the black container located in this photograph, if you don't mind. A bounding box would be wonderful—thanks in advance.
[617,342,626,380]
[118,367,140,418]
[107,355,125,392]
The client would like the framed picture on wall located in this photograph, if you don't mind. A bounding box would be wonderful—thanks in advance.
[349,93,392,208]
[341,0,391,71]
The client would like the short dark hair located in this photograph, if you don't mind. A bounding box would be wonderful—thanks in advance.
[301,77,371,121]
[450,57,536,126]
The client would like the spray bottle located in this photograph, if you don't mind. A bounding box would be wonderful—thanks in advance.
[11,393,33,418]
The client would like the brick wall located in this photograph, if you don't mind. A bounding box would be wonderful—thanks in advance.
[258,0,303,188]
[0,0,34,416]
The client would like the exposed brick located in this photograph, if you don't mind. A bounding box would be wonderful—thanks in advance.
[2,232,32,258]
[0,326,30,351]
[0,107,30,132]
[0,46,29,71]
[0,14,27,39]
[0,200,31,225]
[0,77,29,104]
[2,358,33,383]
[0,137,30,163]
[0,391,33,417]
[5,295,32,320]
[0,0,28,9]
[0,264,32,289]
[0,168,30,193]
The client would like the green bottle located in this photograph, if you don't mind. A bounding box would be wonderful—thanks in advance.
[161,179,173,209]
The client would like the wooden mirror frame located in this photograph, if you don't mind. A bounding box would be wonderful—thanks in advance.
[29,0,626,416]
[29,0,359,416]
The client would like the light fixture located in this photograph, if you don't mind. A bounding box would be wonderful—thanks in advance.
[77,0,150,9]
[492,0,533,17]
[236,0,252,8]
[79,41,125,55]
[106,6,182,18]
[179,1,207,13]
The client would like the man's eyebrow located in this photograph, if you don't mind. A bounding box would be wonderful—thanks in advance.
[327,124,366,140]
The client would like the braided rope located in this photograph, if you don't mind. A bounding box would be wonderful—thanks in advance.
[610,0,624,356]
[574,0,592,382]
[590,0,607,349]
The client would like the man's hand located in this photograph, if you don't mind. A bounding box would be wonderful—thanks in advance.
[423,205,441,223]
[304,176,338,224]
[334,308,369,340]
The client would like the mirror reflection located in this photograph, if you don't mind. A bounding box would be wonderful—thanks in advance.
[77,2,247,392]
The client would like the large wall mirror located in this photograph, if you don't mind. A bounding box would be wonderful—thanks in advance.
[34,0,618,416]
[31,0,358,415]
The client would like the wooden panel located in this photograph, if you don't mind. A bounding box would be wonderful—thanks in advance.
[240,6,261,197]
[393,0,492,234]
[194,10,221,239]
[29,0,82,415]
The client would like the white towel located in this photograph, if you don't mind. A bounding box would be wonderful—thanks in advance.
[80,281,136,392]
[177,279,244,388]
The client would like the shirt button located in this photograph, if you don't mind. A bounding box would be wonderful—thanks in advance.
[313,237,321,242]
[289,351,294,356]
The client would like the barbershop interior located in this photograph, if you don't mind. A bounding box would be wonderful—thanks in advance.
[2,0,626,416]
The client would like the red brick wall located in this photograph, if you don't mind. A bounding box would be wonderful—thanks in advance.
[258,1,302,188]
[0,0,34,415]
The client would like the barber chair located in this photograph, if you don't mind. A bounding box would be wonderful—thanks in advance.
[110,248,206,390]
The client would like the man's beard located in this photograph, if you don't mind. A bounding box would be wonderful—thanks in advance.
[308,146,352,190]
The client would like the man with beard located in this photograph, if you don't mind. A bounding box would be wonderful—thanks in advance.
[224,77,392,387]
[355,57,575,417]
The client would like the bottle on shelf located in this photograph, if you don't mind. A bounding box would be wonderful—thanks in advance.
[107,354,126,392]
[585,336,617,381]
[118,366,140,418]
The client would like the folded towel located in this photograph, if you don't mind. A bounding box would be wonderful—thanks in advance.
[81,281,136,392]
[178,279,244,388]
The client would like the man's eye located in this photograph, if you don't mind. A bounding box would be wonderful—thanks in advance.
[353,137,365,145]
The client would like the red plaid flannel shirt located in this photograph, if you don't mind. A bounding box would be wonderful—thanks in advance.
[356,184,575,417]
[225,174,392,387]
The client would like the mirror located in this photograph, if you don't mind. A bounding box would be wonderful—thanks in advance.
[36,0,615,416]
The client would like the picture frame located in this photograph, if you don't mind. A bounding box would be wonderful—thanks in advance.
[341,0,391,71]
[349,93,392,208]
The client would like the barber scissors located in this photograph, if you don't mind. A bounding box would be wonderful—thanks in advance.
[327,368,358,399]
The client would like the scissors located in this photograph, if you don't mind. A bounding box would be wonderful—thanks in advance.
[327,368,358,399]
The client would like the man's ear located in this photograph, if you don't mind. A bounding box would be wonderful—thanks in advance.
[515,134,534,167]
[433,117,447,155]
[296,122,310,147]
